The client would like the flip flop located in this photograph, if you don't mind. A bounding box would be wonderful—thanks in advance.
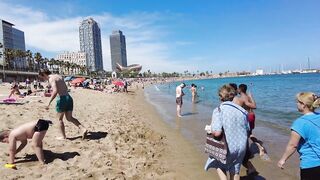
[4,163,17,169]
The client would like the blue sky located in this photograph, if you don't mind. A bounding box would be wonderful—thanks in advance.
[1,0,319,73]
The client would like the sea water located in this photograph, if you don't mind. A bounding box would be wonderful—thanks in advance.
[144,73,320,151]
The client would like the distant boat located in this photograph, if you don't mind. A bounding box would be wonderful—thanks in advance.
[300,69,318,74]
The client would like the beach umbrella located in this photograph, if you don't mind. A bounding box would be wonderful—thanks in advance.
[64,76,74,82]
[113,81,124,86]
[71,77,85,84]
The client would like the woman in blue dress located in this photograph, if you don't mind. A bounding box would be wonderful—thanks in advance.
[205,84,250,180]
[278,92,320,179]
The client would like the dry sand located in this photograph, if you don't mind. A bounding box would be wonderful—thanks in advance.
[0,84,214,180]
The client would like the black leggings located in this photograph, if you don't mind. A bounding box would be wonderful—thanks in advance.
[301,166,320,180]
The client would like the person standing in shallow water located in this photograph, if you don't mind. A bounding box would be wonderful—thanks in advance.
[176,83,186,117]
[38,69,87,140]
[191,83,197,103]
[278,92,320,180]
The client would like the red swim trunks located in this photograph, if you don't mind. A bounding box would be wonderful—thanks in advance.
[248,111,255,130]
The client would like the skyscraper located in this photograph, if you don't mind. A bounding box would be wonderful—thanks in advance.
[0,19,26,69]
[79,18,103,71]
[110,30,127,71]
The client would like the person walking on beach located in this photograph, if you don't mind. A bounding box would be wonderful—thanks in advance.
[205,84,249,180]
[0,119,52,165]
[237,84,268,160]
[176,83,186,117]
[230,83,258,175]
[278,92,320,179]
[38,69,87,140]
[191,83,197,103]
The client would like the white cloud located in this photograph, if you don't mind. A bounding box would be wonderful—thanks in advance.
[0,1,199,72]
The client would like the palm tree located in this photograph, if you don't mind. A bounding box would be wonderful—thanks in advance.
[59,61,66,74]
[48,58,55,71]
[64,61,71,75]
[13,49,25,70]
[0,43,5,80]
[59,60,65,74]
[42,58,49,69]
[25,50,33,71]
[34,52,42,71]
[0,42,3,58]
[4,48,14,70]
[79,65,86,75]
[75,64,81,75]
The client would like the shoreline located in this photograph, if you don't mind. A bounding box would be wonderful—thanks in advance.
[143,84,301,179]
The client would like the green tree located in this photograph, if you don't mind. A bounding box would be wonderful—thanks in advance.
[4,48,14,70]
[34,52,42,70]
[25,50,33,71]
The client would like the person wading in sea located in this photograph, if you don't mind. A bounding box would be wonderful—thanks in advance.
[176,83,186,117]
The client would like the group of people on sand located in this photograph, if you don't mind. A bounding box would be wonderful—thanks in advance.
[0,69,87,168]
[7,79,49,99]
[201,83,320,180]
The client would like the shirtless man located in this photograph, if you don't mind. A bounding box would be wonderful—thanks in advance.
[236,84,267,158]
[176,83,186,117]
[0,119,52,165]
[191,83,197,103]
[38,69,87,140]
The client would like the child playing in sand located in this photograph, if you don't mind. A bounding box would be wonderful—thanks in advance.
[0,119,52,166]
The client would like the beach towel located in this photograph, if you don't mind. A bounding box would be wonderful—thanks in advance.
[0,98,28,105]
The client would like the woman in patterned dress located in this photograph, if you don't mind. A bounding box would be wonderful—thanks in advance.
[205,84,250,180]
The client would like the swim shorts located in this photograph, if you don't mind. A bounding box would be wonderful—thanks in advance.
[248,111,255,131]
[176,97,183,106]
[56,95,74,113]
[34,119,52,132]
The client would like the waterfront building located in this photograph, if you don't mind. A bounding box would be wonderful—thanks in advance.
[110,30,127,71]
[56,51,87,74]
[79,18,103,71]
[0,19,26,69]
[56,51,87,66]
[256,69,264,75]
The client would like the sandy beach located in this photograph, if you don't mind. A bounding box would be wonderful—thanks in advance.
[0,82,302,180]
[0,84,216,180]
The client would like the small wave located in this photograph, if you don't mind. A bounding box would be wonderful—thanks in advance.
[154,85,160,91]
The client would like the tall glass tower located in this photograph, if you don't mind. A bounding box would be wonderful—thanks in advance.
[0,19,26,69]
[110,30,127,71]
[79,18,103,71]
